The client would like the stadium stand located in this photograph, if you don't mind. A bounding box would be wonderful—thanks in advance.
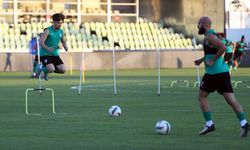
[0,18,202,52]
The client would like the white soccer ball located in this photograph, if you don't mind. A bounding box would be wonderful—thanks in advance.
[109,105,121,117]
[155,120,171,135]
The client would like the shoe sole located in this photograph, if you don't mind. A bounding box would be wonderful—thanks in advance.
[199,126,215,135]
[241,126,250,137]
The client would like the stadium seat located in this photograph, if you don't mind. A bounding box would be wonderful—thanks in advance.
[2,18,200,52]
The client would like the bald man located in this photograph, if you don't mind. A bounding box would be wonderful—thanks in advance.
[194,16,249,137]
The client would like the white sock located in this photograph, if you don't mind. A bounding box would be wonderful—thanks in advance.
[240,119,247,127]
[206,120,214,127]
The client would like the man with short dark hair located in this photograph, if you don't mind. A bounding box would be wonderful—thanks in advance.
[233,35,247,69]
[37,13,68,80]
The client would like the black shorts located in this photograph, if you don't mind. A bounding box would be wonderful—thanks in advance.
[224,53,233,62]
[233,50,243,60]
[200,72,233,95]
[34,55,38,62]
[40,56,64,67]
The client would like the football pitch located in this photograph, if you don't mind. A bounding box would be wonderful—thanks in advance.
[0,68,250,150]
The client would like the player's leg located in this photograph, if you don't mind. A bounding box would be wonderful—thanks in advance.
[218,72,249,137]
[35,63,43,78]
[53,56,66,74]
[54,64,66,73]
[198,89,215,135]
[41,56,65,80]
[223,93,249,137]
[32,61,37,77]
[234,57,240,69]
[228,60,234,74]
[42,63,55,81]
[198,74,216,135]
[45,63,55,73]
[233,50,242,69]
[224,53,233,64]
[237,55,243,68]
[32,55,38,77]
[36,56,53,80]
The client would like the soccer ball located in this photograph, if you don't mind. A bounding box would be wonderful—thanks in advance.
[155,120,171,135]
[108,105,121,117]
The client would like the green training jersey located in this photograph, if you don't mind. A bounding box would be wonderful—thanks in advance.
[40,25,63,56]
[226,42,234,53]
[203,29,229,74]
[221,38,233,53]
[236,41,246,52]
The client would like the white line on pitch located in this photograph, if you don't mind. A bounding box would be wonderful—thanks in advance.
[71,84,113,89]
[80,88,250,95]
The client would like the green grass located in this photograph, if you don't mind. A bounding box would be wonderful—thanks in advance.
[0,68,250,150]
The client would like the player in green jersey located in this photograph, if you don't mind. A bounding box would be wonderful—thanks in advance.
[194,16,249,137]
[233,35,247,69]
[37,13,68,80]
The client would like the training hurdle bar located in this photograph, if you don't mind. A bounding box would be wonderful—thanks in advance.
[25,88,55,115]
[193,81,200,88]
[231,81,242,88]
[170,80,189,88]
[231,80,250,88]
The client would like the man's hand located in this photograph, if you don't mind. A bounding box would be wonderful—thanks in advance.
[194,58,203,66]
[205,59,214,66]
[47,47,54,52]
